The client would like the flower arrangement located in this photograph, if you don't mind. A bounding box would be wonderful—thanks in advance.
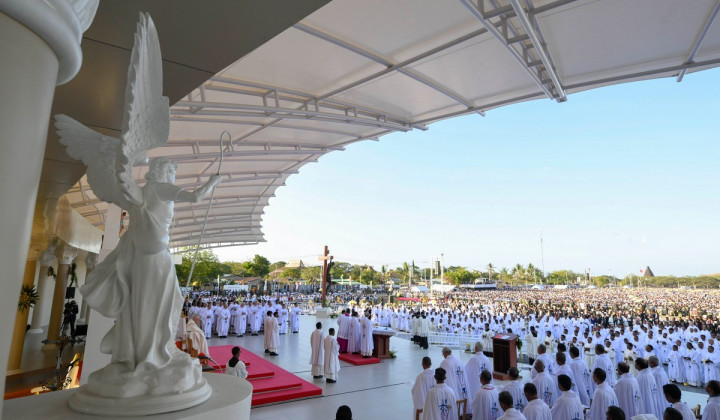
[18,284,39,313]
[389,348,397,358]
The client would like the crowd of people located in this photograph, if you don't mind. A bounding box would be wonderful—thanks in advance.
[176,286,720,418]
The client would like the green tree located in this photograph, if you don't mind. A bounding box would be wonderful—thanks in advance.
[242,254,270,277]
[301,266,322,282]
[280,267,301,280]
[486,263,495,280]
[445,267,475,285]
[224,261,248,277]
[175,249,229,286]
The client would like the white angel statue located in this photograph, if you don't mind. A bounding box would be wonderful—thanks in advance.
[56,13,219,414]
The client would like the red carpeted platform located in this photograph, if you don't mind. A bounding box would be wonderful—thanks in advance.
[208,345,322,406]
[338,352,381,365]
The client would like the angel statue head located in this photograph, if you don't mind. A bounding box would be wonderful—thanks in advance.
[145,157,177,183]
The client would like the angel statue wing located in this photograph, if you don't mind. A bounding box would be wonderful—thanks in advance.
[57,12,169,209]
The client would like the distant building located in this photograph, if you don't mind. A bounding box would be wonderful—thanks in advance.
[643,266,655,277]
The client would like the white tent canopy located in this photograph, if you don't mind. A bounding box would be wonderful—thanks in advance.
[66,0,720,249]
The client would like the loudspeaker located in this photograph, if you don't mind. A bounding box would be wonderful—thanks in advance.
[65,287,76,299]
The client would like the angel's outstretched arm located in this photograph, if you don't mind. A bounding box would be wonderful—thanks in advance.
[174,174,222,203]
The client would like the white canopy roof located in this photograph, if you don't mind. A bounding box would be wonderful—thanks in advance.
[67,0,720,250]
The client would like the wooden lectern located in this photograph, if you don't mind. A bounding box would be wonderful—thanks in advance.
[492,333,518,380]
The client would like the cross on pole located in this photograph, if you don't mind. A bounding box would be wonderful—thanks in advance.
[318,245,333,307]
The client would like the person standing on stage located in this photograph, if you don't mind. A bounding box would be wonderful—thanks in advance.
[310,322,325,379]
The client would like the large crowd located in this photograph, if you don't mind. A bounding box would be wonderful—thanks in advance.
[179,287,720,419]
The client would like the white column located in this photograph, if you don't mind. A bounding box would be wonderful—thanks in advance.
[0,2,97,414]
[29,244,57,334]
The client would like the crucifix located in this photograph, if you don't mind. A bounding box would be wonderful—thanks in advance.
[318,245,333,307]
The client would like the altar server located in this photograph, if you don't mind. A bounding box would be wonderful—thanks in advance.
[324,328,340,383]
[310,322,325,378]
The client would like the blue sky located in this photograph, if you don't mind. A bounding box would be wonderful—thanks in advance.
[216,68,720,277]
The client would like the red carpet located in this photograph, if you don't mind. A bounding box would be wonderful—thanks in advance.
[338,352,381,365]
[208,345,322,406]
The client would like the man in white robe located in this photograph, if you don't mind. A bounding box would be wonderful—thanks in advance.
[278,303,289,334]
[667,344,684,383]
[248,301,260,335]
[704,345,720,383]
[550,374,584,420]
[201,303,213,339]
[614,362,643,419]
[234,302,247,337]
[310,322,325,378]
[661,383,695,420]
[591,344,616,392]
[289,303,301,333]
[225,346,248,379]
[635,357,662,419]
[267,311,280,356]
[440,347,468,401]
[185,316,209,356]
[471,370,502,420]
[360,312,375,357]
[465,341,492,413]
[532,359,556,408]
[347,312,362,354]
[323,327,340,383]
[554,352,578,397]
[649,355,670,415]
[531,344,554,379]
[569,346,592,406]
[498,390,527,420]
[422,368,458,420]
[215,303,230,338]
[703,380,720,420]
[337,309,350,353]
[412,357,435,415]
[589,367,618,420]
[263,310,273,353]
[683,342,701,386]
[502,367,528,412]
[522,383,552,420]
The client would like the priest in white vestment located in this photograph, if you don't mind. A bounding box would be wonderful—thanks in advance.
[267,312,280,355]
[360,312,374,357]
[465,342,492,413]
[550,374,585,420]
[471,370,502,420]
[635,358,661,419]
[614,362,643,419]
[347,312,362,354]
[323,327,340,383]
[532,360,556,408]
[412,357,436,415]
[498,390,527,420]
[422,368,458,420]
[554,352,578,397]
[310,322,325,378]
[569,346,592,406]
[591,344,616,393]
[289,303,301,333]
[589,367,618,420]
[440,347,468,401]
[649,356,670,415]
[185,316,209,356]
[661,383,695,420]
[704,380,720,420]
[704,345,720,383]
[502,367,528,412]
[683,342,701,386]
[522,383,552,420]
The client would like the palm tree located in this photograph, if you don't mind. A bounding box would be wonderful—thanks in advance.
[512,263,525,285]
[527,263,537,284]
[486,263,495,281]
